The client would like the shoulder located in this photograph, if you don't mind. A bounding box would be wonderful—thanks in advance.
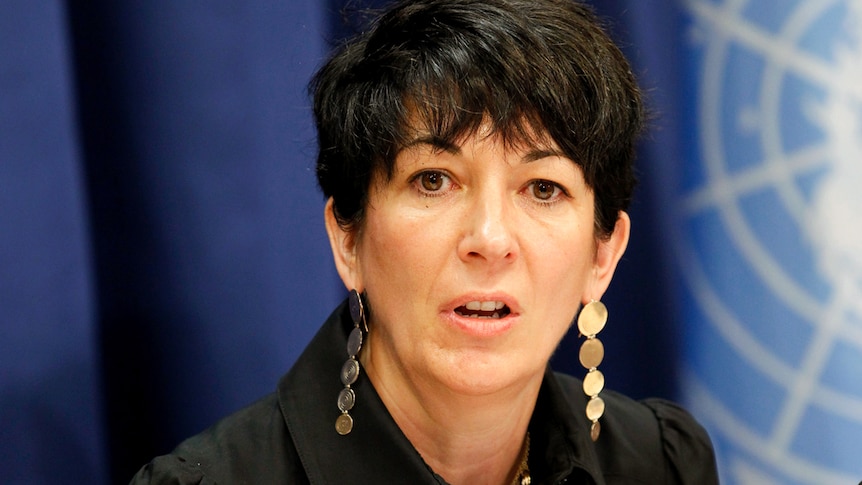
[129,393,308,485]
[553,373,719,484]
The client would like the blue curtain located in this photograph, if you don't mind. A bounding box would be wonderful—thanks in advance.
[3,1,860,484]
[3,1,342,482]
[1,2,105,483]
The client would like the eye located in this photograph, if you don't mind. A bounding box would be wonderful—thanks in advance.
[421,172,445,191]
[412,170,452,195]
[528,179,565,202]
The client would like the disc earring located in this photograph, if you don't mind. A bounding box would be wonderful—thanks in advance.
[578,300,608,442]
[335,289,367,435]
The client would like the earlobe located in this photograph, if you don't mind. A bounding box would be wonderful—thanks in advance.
[324,198,362,291]
[586,211,631,302]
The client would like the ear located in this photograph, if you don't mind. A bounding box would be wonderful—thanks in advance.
[324,198,363,291]
[585,211,631,303]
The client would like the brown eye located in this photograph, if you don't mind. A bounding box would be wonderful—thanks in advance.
[531,180,557,200]
[420,172,445,191]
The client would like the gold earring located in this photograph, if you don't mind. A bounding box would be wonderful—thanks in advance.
[335,289,367,435]
[578,300,607,442]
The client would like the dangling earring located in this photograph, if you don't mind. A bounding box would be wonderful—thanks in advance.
[335,289,367,435]
[577,300,607,442]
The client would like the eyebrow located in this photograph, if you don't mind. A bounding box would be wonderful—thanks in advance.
[522,148,567,163]
[403,136,461,154]
[403,136,567,163]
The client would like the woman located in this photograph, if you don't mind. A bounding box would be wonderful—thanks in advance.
[132,0,719,483]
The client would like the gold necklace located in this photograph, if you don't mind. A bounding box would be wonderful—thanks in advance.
[511,432,531,485]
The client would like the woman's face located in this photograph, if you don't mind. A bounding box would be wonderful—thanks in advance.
[326,127,630,397]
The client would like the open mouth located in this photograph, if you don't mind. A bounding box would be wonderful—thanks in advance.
[454,301,511,319]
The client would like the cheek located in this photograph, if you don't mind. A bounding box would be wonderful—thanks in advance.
[533,230,597,296]
[536,220,595,263]
[359,209,442,294]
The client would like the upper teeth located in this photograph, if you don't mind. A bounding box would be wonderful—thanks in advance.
[465,301,505,311]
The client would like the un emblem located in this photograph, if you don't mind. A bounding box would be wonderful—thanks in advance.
[678,1,862,483]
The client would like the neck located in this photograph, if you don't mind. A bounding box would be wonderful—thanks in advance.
[362,340,542,485]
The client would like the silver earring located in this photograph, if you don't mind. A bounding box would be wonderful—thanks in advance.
[335,289,367,435]
[578,300,607,442]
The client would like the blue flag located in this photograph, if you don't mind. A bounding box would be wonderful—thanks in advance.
[676,0,862,483]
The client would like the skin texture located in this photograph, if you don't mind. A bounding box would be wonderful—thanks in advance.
[325,127,630,485]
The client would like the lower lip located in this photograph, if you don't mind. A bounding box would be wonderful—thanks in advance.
[445,312,516,337]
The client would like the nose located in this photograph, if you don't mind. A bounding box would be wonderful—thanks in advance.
[457,189,518,266]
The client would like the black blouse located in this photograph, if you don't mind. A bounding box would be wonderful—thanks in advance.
[130,302,719,484]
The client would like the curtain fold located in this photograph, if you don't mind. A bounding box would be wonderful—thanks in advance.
[0,1,105,483]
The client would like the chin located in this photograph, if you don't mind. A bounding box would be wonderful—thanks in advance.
[433,349,537,396]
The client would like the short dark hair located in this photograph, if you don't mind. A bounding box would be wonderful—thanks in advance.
[312,0,643,238]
